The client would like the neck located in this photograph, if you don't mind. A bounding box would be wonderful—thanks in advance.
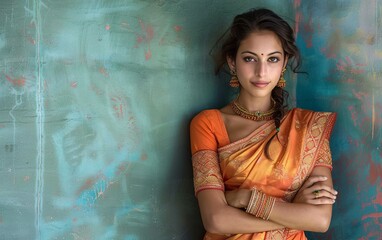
[236,92,273,112]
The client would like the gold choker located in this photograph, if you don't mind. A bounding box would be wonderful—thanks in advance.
[231,100,276,121]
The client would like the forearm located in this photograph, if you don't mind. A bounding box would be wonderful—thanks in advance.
[269,201,332,232]
[234,169,335,232]
[267,168,335,232]
[205,204,283,234]
[198,190,284,234]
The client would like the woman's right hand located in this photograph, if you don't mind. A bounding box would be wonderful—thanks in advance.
[292,175,338,205]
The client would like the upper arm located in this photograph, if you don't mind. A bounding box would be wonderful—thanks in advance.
[190,111,218,154]
[190,111,225,195]
[311,111,336,187]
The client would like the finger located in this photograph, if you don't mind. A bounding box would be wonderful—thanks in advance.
[310,197,336,205]
[312,190,337,200]
[310,184,338,196]
[302,176,328,188]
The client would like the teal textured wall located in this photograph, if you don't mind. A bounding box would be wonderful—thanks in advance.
[0,0,381,239]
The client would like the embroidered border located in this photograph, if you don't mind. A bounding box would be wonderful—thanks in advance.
[314,139,333,169]
[285,112,335,201]
[192,150,224,195]
[265,229,288,240]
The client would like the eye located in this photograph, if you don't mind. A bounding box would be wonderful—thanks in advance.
[243,56,256,62]
[268,57,280,63]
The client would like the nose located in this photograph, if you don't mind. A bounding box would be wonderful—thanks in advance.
[256,62,266,77]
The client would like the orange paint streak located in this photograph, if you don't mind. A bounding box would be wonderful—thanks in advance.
[28,37,36,45]
[117,162,132,175]
[361,212,382,220]
[353,90,368,100]
[145,50,152,60]
[140,153,148,161]
[373,190,382,206]
[348,105,357,126]
[136,19,154,60]
[146,25,154,41]
[303,16,313,48]
[70,81,78,88]
[372,92,375,139]
[336,57,366,74]
[5,75,26,87]
[294,12,301,36]
[136,36,144,44]
[76,174,106,195]
[99,67,109,77]
[368,161,382,185]
[346,78,355,83]
[174,25,182,32]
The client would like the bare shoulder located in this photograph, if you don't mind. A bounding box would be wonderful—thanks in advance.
[220,104,234,115]
[219,104,237,125]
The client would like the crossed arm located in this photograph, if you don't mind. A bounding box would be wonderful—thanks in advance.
[197,166,337,235]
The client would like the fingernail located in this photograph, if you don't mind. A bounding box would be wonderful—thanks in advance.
[334,191,338,194]
[323,177,328,180]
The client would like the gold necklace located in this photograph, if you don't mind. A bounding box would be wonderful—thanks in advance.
[231,99,276,121]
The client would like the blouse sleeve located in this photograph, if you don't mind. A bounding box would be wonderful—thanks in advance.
[313,112,337,170]
[190,111,225,195]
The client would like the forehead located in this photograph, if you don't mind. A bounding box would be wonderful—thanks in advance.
[238,30,283,53]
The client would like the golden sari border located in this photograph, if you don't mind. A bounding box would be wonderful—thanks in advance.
[284,111,336,201]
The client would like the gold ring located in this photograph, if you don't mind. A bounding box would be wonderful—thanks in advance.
[313,190,320,199]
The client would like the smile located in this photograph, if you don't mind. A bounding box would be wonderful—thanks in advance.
[251,81,270,88]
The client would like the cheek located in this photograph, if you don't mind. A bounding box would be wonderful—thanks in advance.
[271,65,283,76]
[235,62,251,75]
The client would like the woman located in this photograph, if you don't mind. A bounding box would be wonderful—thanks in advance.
[190,8,338,240]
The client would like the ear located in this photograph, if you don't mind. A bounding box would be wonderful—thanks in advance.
[226,56,236,71]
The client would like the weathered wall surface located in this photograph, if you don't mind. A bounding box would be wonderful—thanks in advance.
[0,0,381,239]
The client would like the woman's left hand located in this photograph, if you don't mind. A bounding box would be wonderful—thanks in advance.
[225,189,252,209]
[293,175,337,205]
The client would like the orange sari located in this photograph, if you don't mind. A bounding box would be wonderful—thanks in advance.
[190,108,336,240]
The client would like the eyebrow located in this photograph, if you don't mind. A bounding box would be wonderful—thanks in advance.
[241,50,283,56]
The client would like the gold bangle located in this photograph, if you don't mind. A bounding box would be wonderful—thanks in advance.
[245,189,276,221]
[264,197,276,221]
[246,189,258,214]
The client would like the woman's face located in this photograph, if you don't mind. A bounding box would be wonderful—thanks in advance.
[228,30,286,99]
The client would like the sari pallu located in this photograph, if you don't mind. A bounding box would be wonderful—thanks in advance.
[192,108,336,240]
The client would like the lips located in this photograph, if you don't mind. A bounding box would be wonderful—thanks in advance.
[251,81,270,88]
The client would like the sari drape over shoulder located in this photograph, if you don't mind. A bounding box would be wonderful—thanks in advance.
[190,108,336,240]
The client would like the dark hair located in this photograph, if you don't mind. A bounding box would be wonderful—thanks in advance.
[215,8,302,160]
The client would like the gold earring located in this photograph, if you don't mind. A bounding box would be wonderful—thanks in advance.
[229,69,240,88]
[277,68,287,88]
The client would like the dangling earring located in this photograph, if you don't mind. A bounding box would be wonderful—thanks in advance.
[277,68,287,88]
[229,69,240,88]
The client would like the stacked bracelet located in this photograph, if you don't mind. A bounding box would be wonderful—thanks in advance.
[245,189,276,220]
